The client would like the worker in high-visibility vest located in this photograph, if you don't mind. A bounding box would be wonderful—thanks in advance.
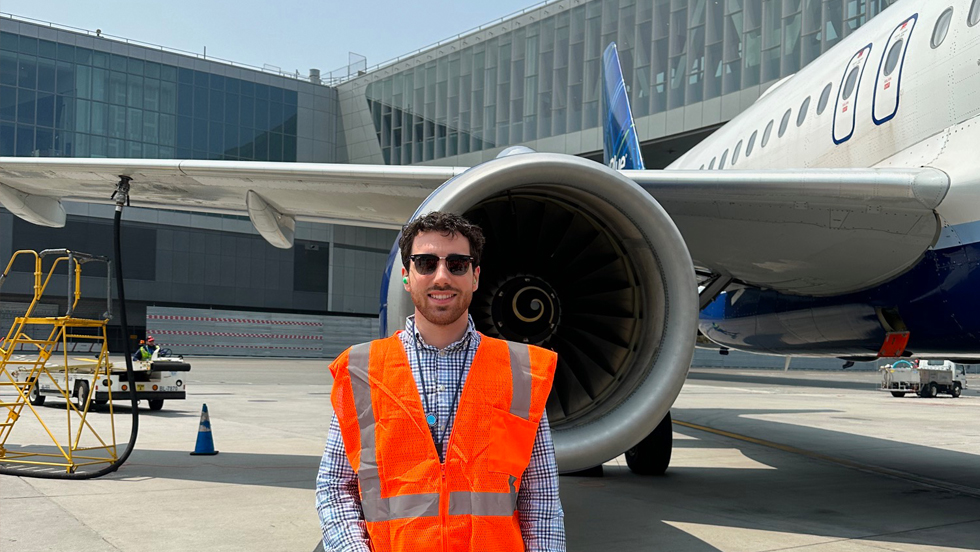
[316,211,565,551]
[133,336,158,361]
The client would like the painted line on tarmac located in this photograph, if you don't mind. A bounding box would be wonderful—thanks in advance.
[673,419,980,499]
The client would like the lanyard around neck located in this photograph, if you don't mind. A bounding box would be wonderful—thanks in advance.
[413,330,471,453]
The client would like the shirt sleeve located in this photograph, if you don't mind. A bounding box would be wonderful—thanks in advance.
[517,411,567,552]
[316,414,371,552]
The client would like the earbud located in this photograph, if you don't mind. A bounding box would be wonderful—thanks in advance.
[403,276,409,284]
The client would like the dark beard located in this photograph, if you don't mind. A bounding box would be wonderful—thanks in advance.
[411,286,471,326]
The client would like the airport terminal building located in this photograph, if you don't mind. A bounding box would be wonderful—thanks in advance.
[0,0,898,353]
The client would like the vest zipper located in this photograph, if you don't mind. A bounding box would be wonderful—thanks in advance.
[441,462,449,552]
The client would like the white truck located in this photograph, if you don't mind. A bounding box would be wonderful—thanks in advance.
[880,360,968,398]
[17,349,190,411]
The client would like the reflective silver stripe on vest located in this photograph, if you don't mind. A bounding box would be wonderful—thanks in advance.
[348,343,442,523]
[365,492,441,522]
[448,490,519,517]
[507,341,533,419]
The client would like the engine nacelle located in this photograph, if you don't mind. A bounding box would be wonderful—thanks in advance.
[385,152,698,472]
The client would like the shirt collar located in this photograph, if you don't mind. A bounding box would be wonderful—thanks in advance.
[405,315,478,352]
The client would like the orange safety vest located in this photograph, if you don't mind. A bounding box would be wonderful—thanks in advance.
[329,332,557,552]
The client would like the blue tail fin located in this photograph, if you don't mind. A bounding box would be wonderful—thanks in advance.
[602,43,645,170]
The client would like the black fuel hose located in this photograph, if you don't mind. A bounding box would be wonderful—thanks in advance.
[0,206,140,479]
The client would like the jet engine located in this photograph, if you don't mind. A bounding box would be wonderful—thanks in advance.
[385,152,699,473]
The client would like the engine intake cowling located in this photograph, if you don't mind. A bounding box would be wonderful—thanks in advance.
[386,153,698,472]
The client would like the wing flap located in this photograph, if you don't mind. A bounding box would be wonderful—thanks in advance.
[624,168,950,296]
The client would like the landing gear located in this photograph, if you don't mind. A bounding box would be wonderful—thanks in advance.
[625,411,672,476]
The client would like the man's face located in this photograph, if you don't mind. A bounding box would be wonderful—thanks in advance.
[402,231,480,327]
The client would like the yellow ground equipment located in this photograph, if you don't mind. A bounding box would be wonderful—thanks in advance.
[0,249,119,474]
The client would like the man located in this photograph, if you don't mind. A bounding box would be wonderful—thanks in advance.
[317,211,565,551]
[133,336,158,361]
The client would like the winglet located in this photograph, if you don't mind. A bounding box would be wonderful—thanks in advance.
[602,43,645,170]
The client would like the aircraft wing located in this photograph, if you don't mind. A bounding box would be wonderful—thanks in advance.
[0,157,951,296]
[623,167,950,296]
[0,157,465,247]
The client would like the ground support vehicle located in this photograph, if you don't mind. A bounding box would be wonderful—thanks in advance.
[15,350,189,411]
[880,360,968,398]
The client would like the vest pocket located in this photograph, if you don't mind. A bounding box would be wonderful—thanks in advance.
[487,407,539,477]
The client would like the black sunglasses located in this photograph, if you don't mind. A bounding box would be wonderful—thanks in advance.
[408,254,474,276]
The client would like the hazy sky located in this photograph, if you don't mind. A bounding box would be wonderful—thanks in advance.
[3,0,543,77]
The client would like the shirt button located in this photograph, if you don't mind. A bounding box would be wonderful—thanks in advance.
[439,350,447,357]
[438,385,446,391]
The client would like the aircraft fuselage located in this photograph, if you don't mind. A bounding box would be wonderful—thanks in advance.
[673,0,980,359]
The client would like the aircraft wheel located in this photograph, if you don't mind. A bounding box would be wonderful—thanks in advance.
[625,411,672,476]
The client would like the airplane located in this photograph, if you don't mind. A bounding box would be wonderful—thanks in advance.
[2,0,979,476]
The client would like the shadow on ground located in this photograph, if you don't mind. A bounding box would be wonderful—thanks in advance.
[1,446,320,489]
[561,408,980,551]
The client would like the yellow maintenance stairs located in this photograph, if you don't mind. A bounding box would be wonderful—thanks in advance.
[0,249,120,474]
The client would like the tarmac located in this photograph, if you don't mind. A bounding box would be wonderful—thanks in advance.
[2,358,979,551]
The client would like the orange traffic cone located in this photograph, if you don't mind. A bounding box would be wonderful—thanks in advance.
[190,403,218,456]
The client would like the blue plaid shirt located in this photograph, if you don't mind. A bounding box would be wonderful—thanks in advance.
[316,315,566,551]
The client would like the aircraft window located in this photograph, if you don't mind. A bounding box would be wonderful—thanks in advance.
[971,0,980,26]
[761,120,774,147]
[817,83,832,115]
[746,130,758,156]
[842,66,860,100]
[797,96,811,127]
[709,157,716,169]
[884,39,903,76]
[719,149,729,169]
[778,108,791,137]
[732,140,743,165]
[932,7,954,48]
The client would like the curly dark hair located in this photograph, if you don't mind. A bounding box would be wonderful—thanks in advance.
[399,211,486,270]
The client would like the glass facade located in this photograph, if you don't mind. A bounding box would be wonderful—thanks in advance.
[1,31,298,161]
[365,0,900,165]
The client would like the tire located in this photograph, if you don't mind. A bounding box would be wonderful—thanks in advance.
[147,399,165,411]
[29,382,45,406]
[952,384,962,398]
[928,383,939,398]
[891,391,906,398]
[74,380,90,410]
[625,411,673,476]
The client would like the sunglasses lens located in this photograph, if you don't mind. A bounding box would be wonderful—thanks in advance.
[411,255,471,275]
[446,256,470,275]
[413,255,438,274]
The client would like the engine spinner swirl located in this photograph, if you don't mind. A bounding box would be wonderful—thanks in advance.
[490,276,560,345]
